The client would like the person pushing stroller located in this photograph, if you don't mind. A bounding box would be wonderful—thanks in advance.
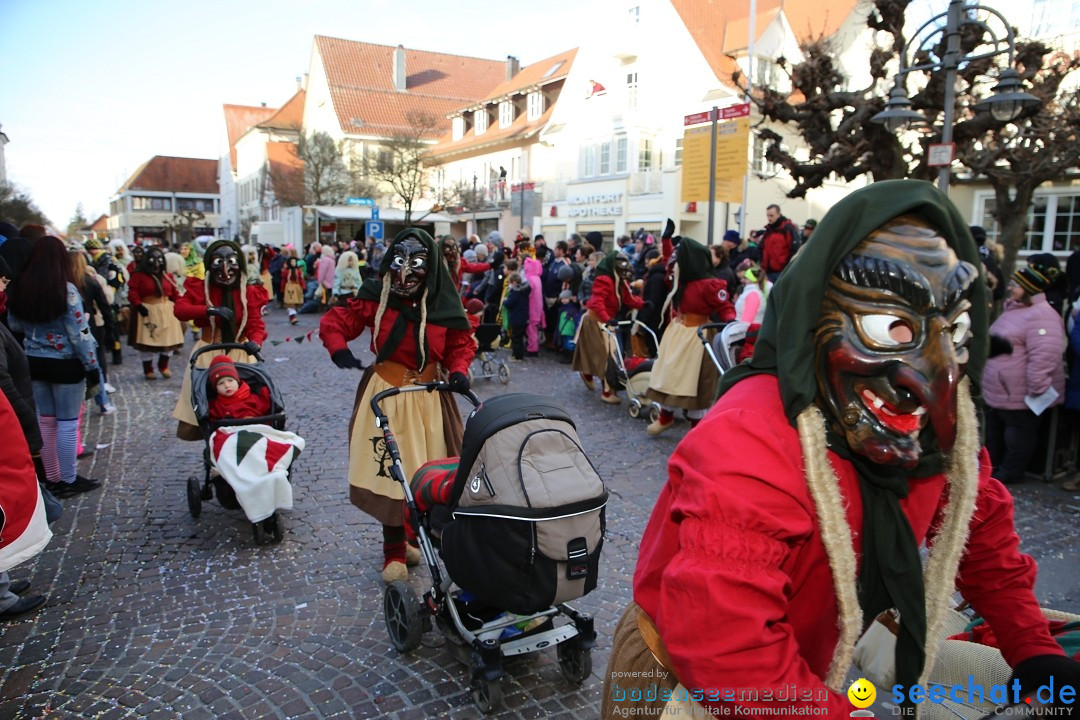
[320,228,476,584]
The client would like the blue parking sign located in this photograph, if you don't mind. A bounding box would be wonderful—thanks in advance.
[366,220,384,240]
[371,206,380,221]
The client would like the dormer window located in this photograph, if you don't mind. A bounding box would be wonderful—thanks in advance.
[527,91,544,121]
[474,108,488,135]
[452,116,465,141]
[499,101,514,128]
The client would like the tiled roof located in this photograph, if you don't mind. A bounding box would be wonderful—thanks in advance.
[224,104,278,167]
[267,142,302,173]
[89,214,109,232]
[474,48,577,106]
[671,0,858,85]
[427,104,556,161]
[120,156,219,194]
[315,35,505,139]
[258,90,306,131]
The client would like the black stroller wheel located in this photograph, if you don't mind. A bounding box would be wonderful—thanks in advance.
[268,513,284,543]
[384,581,424,653]
[471,674,503,714]
[498,364,510,384]
[557,642,593,684]
[186,476,202,518]
[627,400,641,419]
[648,405,661,424]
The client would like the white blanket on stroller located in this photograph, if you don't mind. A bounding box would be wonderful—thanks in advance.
[209,424,304,522]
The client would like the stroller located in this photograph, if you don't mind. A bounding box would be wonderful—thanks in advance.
[602,319,661,423]
[185,342,290,545]
[373,384,602,714]
[469,323,510,385]
[697,321,750,374]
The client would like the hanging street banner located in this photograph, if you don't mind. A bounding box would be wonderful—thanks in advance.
[680,103,751,204]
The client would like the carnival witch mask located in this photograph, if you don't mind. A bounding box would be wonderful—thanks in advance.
[144,247,166,276]
[387,238,428,299]
[441,238,460,269]
[208,244,241,288]
[614,254,634,285]
[812,215,978,467]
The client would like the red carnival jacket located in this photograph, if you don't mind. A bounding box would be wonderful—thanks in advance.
[634,373,1063,716]
[173,280,269,346]
[320,299,476,376]
[585,275,644,323]
[128,272,178,306]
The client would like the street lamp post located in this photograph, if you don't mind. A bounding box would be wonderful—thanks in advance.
[871,0,1040,193]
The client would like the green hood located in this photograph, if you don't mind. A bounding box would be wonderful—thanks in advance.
[673,237,713,307]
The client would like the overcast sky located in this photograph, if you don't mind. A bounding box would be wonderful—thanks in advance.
[0,0,606,227]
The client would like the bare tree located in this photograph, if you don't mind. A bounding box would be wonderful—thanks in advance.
[357,112,441,225]
[298,131,351,205]
[163,209,206,248]
[744,0,1080,273]
[0,181,50,227]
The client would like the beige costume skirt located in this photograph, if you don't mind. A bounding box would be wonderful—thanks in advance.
[571,310,615,378]
[173,340,256,438]
[131,298,185,353]
[346,365,464,526]
[645,318,718,410]
[283,283,304,306]
[261,270,274,294]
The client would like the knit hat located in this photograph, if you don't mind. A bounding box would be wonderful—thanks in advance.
[722,230,740,244]
[559,289,572,301]
[487,231,502,244]
[0,255,11,280]
[1012,264,1058,295]
[84,238,103,251]
[474,244,488,260]
[208,355,240,387]
[465,298,485,315]
[584,231,603,249]
[804,219,818,229]
[463,249,477,263]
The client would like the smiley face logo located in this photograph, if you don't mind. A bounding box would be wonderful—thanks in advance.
[847,678,876,708]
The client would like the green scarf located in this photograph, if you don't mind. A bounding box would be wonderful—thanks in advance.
[672,237,712,308]
[183,241,203,269]
[357,228,470,367]
[717,179,989,693]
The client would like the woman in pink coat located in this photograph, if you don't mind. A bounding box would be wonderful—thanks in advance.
[982,264,1066,485]
[523,255,545,355]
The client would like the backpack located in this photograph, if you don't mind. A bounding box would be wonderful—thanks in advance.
[440,393,607,615]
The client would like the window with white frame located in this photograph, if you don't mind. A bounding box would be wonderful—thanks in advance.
[977,189,1080,255]
[616,136,628,173]
[674,138,683,167]
[499,101,513,128]
[629,6,640,22]
[599,141,611,175]
[637,137,652,171]
[582,145,596,177]
[752,134,779,175]
[527,91,544,120]
[626,72,639,110]
[452,116,465,141]
[474,109,488,135]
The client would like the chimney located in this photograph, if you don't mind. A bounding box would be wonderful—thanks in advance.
[393,45,407,92]
[261,102,267,107]
[506,55,520,82]
[296,75,302,90]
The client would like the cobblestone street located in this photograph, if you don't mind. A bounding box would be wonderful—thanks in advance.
[1,307,1078,719]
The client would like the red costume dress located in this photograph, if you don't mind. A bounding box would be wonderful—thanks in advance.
[631,375,1062,716]
[127,271,184,353]
[571,273,645,379]
[646,277,735,412]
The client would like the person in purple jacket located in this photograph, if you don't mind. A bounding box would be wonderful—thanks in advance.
[982,264,1066,485]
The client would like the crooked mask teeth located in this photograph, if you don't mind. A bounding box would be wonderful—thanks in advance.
[861,388,926,418]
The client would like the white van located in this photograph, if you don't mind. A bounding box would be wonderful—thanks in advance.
[250,222,285,248]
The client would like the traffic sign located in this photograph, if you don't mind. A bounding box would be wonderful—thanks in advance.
[347,197,374,206]
[684,110,713,126]
[303,210,315,227]
[366,220,384,240]
[371,206,380,221]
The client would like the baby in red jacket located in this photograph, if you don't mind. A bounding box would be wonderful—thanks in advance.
[207,355,272,421]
